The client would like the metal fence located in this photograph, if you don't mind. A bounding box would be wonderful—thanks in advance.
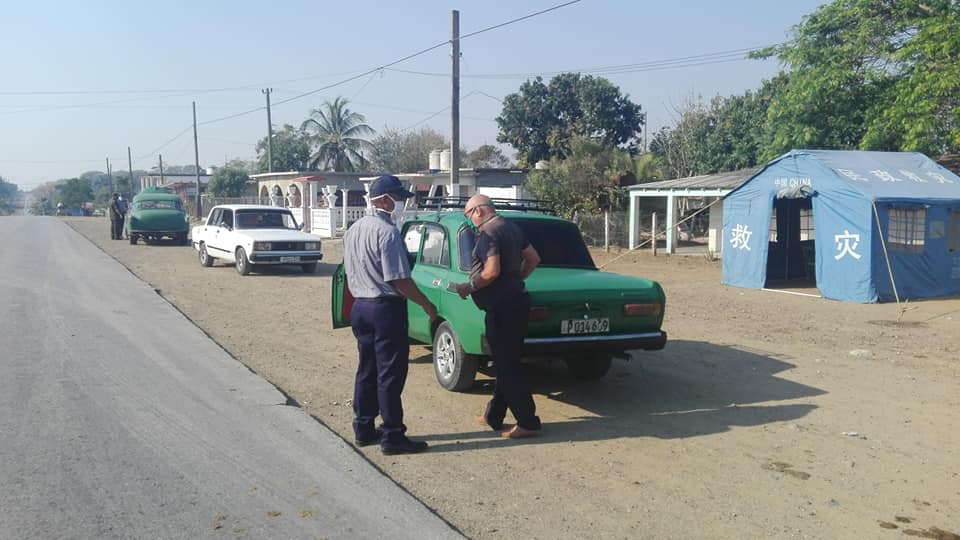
[574,210,709,250]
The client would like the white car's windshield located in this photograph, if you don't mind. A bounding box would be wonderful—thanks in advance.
[235,210,298,230]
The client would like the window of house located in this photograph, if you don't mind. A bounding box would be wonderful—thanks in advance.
[887,207,926,253]
[799,208,815,241]
[769,208,778,242]
[949,210,960,252]
[420,225,448,267]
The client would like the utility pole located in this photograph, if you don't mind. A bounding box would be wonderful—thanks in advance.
[192,101,202,218]
[262,88,274,172]
[642,112,648,153]
[450,9,460,196]
[106,157,113,192]
[159,154,165,186]
[127,146,134,193]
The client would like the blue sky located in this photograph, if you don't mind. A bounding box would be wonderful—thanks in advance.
[1,0,826,189]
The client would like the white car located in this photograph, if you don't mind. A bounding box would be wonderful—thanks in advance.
[192,205,322,275]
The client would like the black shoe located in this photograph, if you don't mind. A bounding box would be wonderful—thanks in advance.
[354,428,382,447]
[381,438,428,455]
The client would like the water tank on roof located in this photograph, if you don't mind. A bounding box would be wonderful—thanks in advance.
[429,149,442,172]
[439,149,452,171]
[206,166,216,175]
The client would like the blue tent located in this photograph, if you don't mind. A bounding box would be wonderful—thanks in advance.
[722,150,960,303]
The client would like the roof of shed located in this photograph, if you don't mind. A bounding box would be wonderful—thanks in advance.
[629,167,760,191]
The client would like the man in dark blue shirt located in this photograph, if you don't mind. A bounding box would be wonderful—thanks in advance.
[455,194,542,438]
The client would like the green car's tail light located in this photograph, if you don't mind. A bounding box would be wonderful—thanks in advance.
[529,306,551,321]
[623,303,661,316]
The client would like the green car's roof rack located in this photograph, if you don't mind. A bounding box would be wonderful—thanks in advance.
[417,196,555,215]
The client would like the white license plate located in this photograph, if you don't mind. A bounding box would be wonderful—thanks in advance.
[280,256,301,263]
[560,318,610,335]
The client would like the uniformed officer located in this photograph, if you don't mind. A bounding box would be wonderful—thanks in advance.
[107,193,123,240]
[455,194,543,439]
[343,175,437,455]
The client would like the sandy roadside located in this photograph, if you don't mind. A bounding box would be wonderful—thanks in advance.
[66,216,960,540]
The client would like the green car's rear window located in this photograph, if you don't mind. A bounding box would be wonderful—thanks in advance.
[457,218,595,270]
[134,199,183,211]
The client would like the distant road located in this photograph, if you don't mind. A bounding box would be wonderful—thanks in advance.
[0,216,461,539]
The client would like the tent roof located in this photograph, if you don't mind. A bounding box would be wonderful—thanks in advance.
[774,149,960,201]
[629,167,759,191]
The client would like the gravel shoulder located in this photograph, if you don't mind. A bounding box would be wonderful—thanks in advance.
[67,216,960,539]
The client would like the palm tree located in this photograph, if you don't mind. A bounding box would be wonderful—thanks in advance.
[300,97,376,172]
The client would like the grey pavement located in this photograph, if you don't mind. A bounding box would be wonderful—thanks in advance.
[0,216,462,540]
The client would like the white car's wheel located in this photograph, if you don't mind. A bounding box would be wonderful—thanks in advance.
[198,243,214,267]
[235,247,251,275]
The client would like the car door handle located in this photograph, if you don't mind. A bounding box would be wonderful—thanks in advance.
[431,279,442,286]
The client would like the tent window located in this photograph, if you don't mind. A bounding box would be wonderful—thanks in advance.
[949,211,960,252]
[887,208,926,253]
[769,208,777,242]
[799,208,815,241]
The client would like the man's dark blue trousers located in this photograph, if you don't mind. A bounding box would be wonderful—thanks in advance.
[350,296,409,445]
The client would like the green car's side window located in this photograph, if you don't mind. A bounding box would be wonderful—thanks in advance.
[457,226,475,271]
[403,224,424,265]
[420,224,448,267]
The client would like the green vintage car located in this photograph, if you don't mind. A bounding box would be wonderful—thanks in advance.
[125,188,190,245]
[332,205,667,391]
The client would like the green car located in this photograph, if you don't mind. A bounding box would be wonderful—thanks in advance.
[125,188,190,245]
[332,207,667,391]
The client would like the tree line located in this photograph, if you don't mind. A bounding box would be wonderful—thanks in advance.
[17,0,959,217]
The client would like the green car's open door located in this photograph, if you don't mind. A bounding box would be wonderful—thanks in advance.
[331,263,354,329]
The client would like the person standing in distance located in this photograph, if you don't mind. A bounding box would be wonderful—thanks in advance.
[343,175,437,455]
[454,194,543,439]
[107,193,122,240]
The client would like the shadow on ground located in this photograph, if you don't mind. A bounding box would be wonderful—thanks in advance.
[417,339,824,451]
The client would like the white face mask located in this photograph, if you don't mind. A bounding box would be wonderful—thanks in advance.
[372,194,405,224]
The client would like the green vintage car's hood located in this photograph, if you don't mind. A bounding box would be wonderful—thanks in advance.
[526,267,663,302]
[129,209,188,231]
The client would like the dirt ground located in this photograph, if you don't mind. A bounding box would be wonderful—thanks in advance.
[66,217,960,540]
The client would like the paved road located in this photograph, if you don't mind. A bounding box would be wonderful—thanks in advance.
[0,216,461,539]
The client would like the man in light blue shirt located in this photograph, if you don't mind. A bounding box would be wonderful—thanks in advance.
[343,175,437,455]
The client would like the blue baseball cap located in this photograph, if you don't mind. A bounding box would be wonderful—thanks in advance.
[369,175,415,199]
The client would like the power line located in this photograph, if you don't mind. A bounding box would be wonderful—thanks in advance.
[200,0,582,126]
[135,125,194,161]
[385,45,773,80]
[460,0,581,40]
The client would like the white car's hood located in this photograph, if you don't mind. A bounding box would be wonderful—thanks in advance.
[239,229,321,242]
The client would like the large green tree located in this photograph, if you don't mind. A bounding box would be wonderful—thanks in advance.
[56,177,94,208]
[207,166,250,197]
[0,176,17,215]
[255,124,312,173]
[496,73,644,165]
[525,136,634,219]
[465,144,511,169]
[369,126,448,173]
[301,97,375,171]
[754,0,960,158]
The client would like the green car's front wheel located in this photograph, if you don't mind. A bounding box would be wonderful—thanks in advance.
[433,322,478,392]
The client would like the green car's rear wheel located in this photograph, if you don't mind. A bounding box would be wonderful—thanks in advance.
[565,355,613,381]
[433,322,477,392]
